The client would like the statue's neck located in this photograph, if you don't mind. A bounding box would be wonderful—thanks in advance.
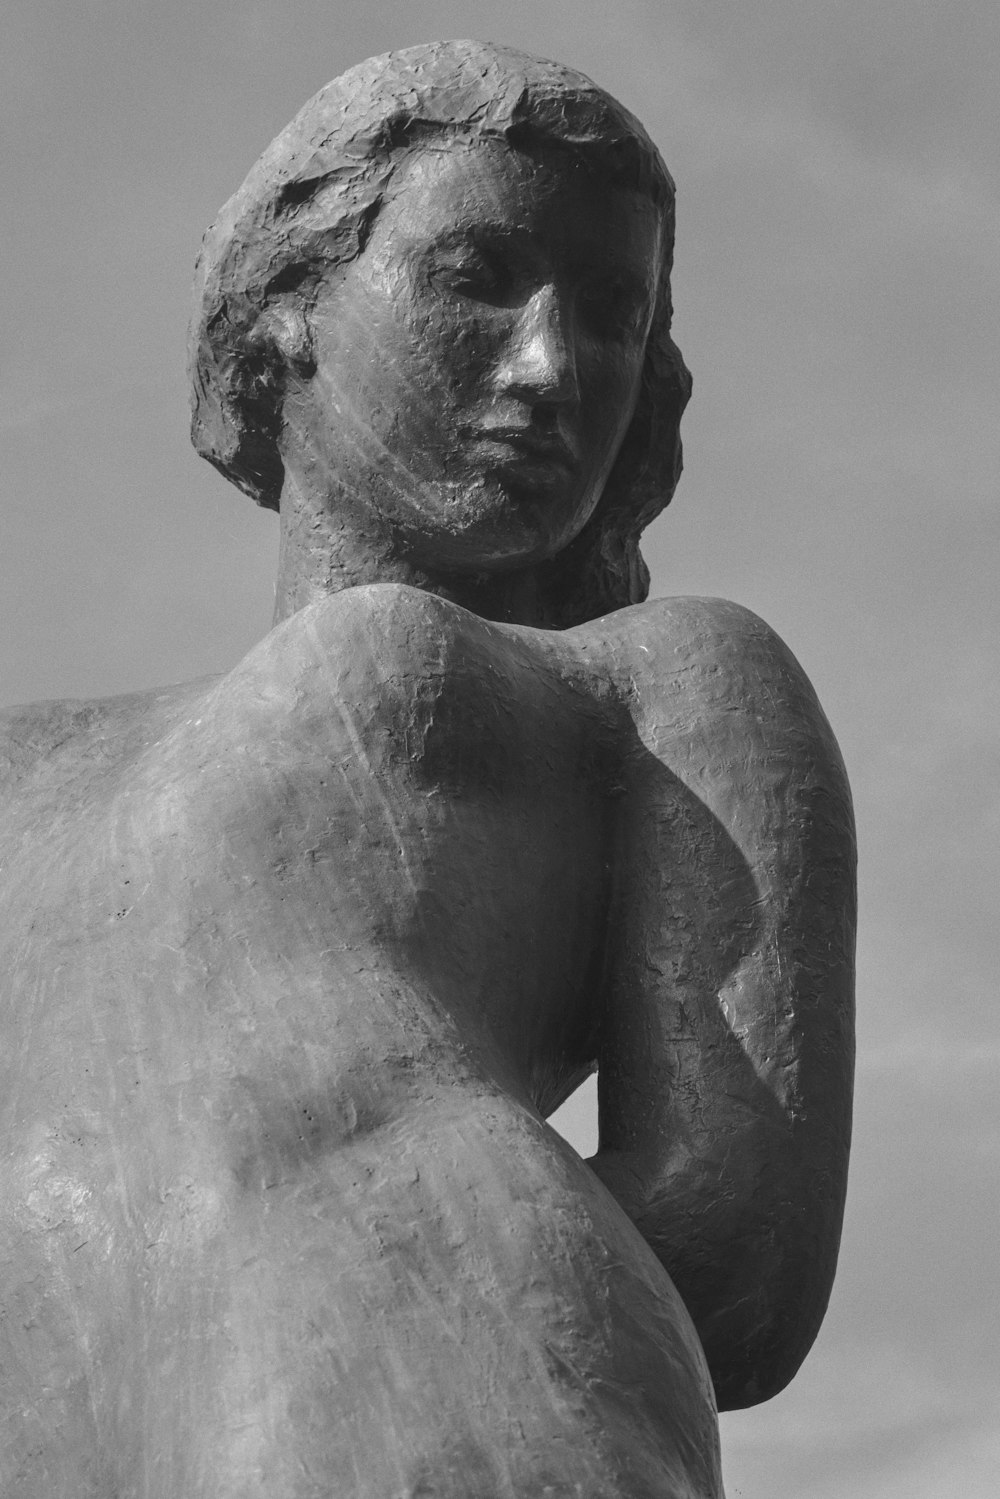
[272,473,553,629]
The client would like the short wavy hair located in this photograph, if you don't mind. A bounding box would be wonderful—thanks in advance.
[189,40,692,626]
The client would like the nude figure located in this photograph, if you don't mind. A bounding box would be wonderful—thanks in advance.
[0,42,855,1498]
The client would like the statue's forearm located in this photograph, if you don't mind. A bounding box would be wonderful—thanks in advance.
[592,917,855,1410]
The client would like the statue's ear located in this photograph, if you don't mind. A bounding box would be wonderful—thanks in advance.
[248,301,315,377]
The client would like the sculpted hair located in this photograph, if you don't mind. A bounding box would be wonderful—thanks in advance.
[189,40,692,626]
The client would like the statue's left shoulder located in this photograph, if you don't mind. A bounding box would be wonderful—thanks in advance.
[582,594,846,771]
[605,591,815,688]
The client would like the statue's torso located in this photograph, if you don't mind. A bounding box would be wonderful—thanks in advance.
[0,584,723,1497]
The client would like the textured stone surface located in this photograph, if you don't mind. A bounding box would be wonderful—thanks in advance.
[0,42,855,1498]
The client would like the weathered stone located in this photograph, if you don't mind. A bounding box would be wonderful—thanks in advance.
[1,42,855,1497]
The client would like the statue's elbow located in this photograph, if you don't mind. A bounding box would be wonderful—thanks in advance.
[690,1224,843,1411]
[706,1300,830,1411]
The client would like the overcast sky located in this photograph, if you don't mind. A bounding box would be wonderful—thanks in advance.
[3,2,998,1494]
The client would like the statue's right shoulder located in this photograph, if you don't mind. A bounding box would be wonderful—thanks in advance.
[0,696,117,798]
[0,585,478,810]
[257,583,474,665]
[0,697,70,776]
[230,583,490,706]
[0,679,217,808]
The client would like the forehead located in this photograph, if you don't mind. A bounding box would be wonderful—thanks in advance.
[370,138,662,275]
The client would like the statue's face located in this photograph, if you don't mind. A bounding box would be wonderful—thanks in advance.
[286,138,661,572]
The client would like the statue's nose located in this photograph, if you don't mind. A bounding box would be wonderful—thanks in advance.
[494,286,579,409]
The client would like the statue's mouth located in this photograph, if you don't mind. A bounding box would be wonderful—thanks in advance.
[471,426,579,472]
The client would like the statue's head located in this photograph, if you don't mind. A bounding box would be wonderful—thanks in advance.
[190,41,691,625]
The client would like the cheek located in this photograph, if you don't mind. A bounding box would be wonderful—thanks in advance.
[400,306,503,409]
[578,347,644,444]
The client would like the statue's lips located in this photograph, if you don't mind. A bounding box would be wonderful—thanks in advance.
[471,427,579,473]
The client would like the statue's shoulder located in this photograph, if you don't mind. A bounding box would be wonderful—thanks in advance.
[0,586,467,808]
[234,583,506,704]
[601,594,803,674]
[256,582,481,665]
[0,695,128,799]
[0,679,216,809]
[577,594,812,691]
[577,594,845,766]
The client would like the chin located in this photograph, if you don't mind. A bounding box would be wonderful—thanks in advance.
[390,475,593,576]
[464,495,591,571]
[430,523,576,576]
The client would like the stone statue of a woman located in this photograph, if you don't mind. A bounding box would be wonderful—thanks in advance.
[0,42,855,1498]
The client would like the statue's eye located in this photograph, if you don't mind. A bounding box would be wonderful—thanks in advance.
[429,249,514,305]
[578,278,648,339]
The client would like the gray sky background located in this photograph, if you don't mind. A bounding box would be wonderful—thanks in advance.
[3,2,997,1493]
